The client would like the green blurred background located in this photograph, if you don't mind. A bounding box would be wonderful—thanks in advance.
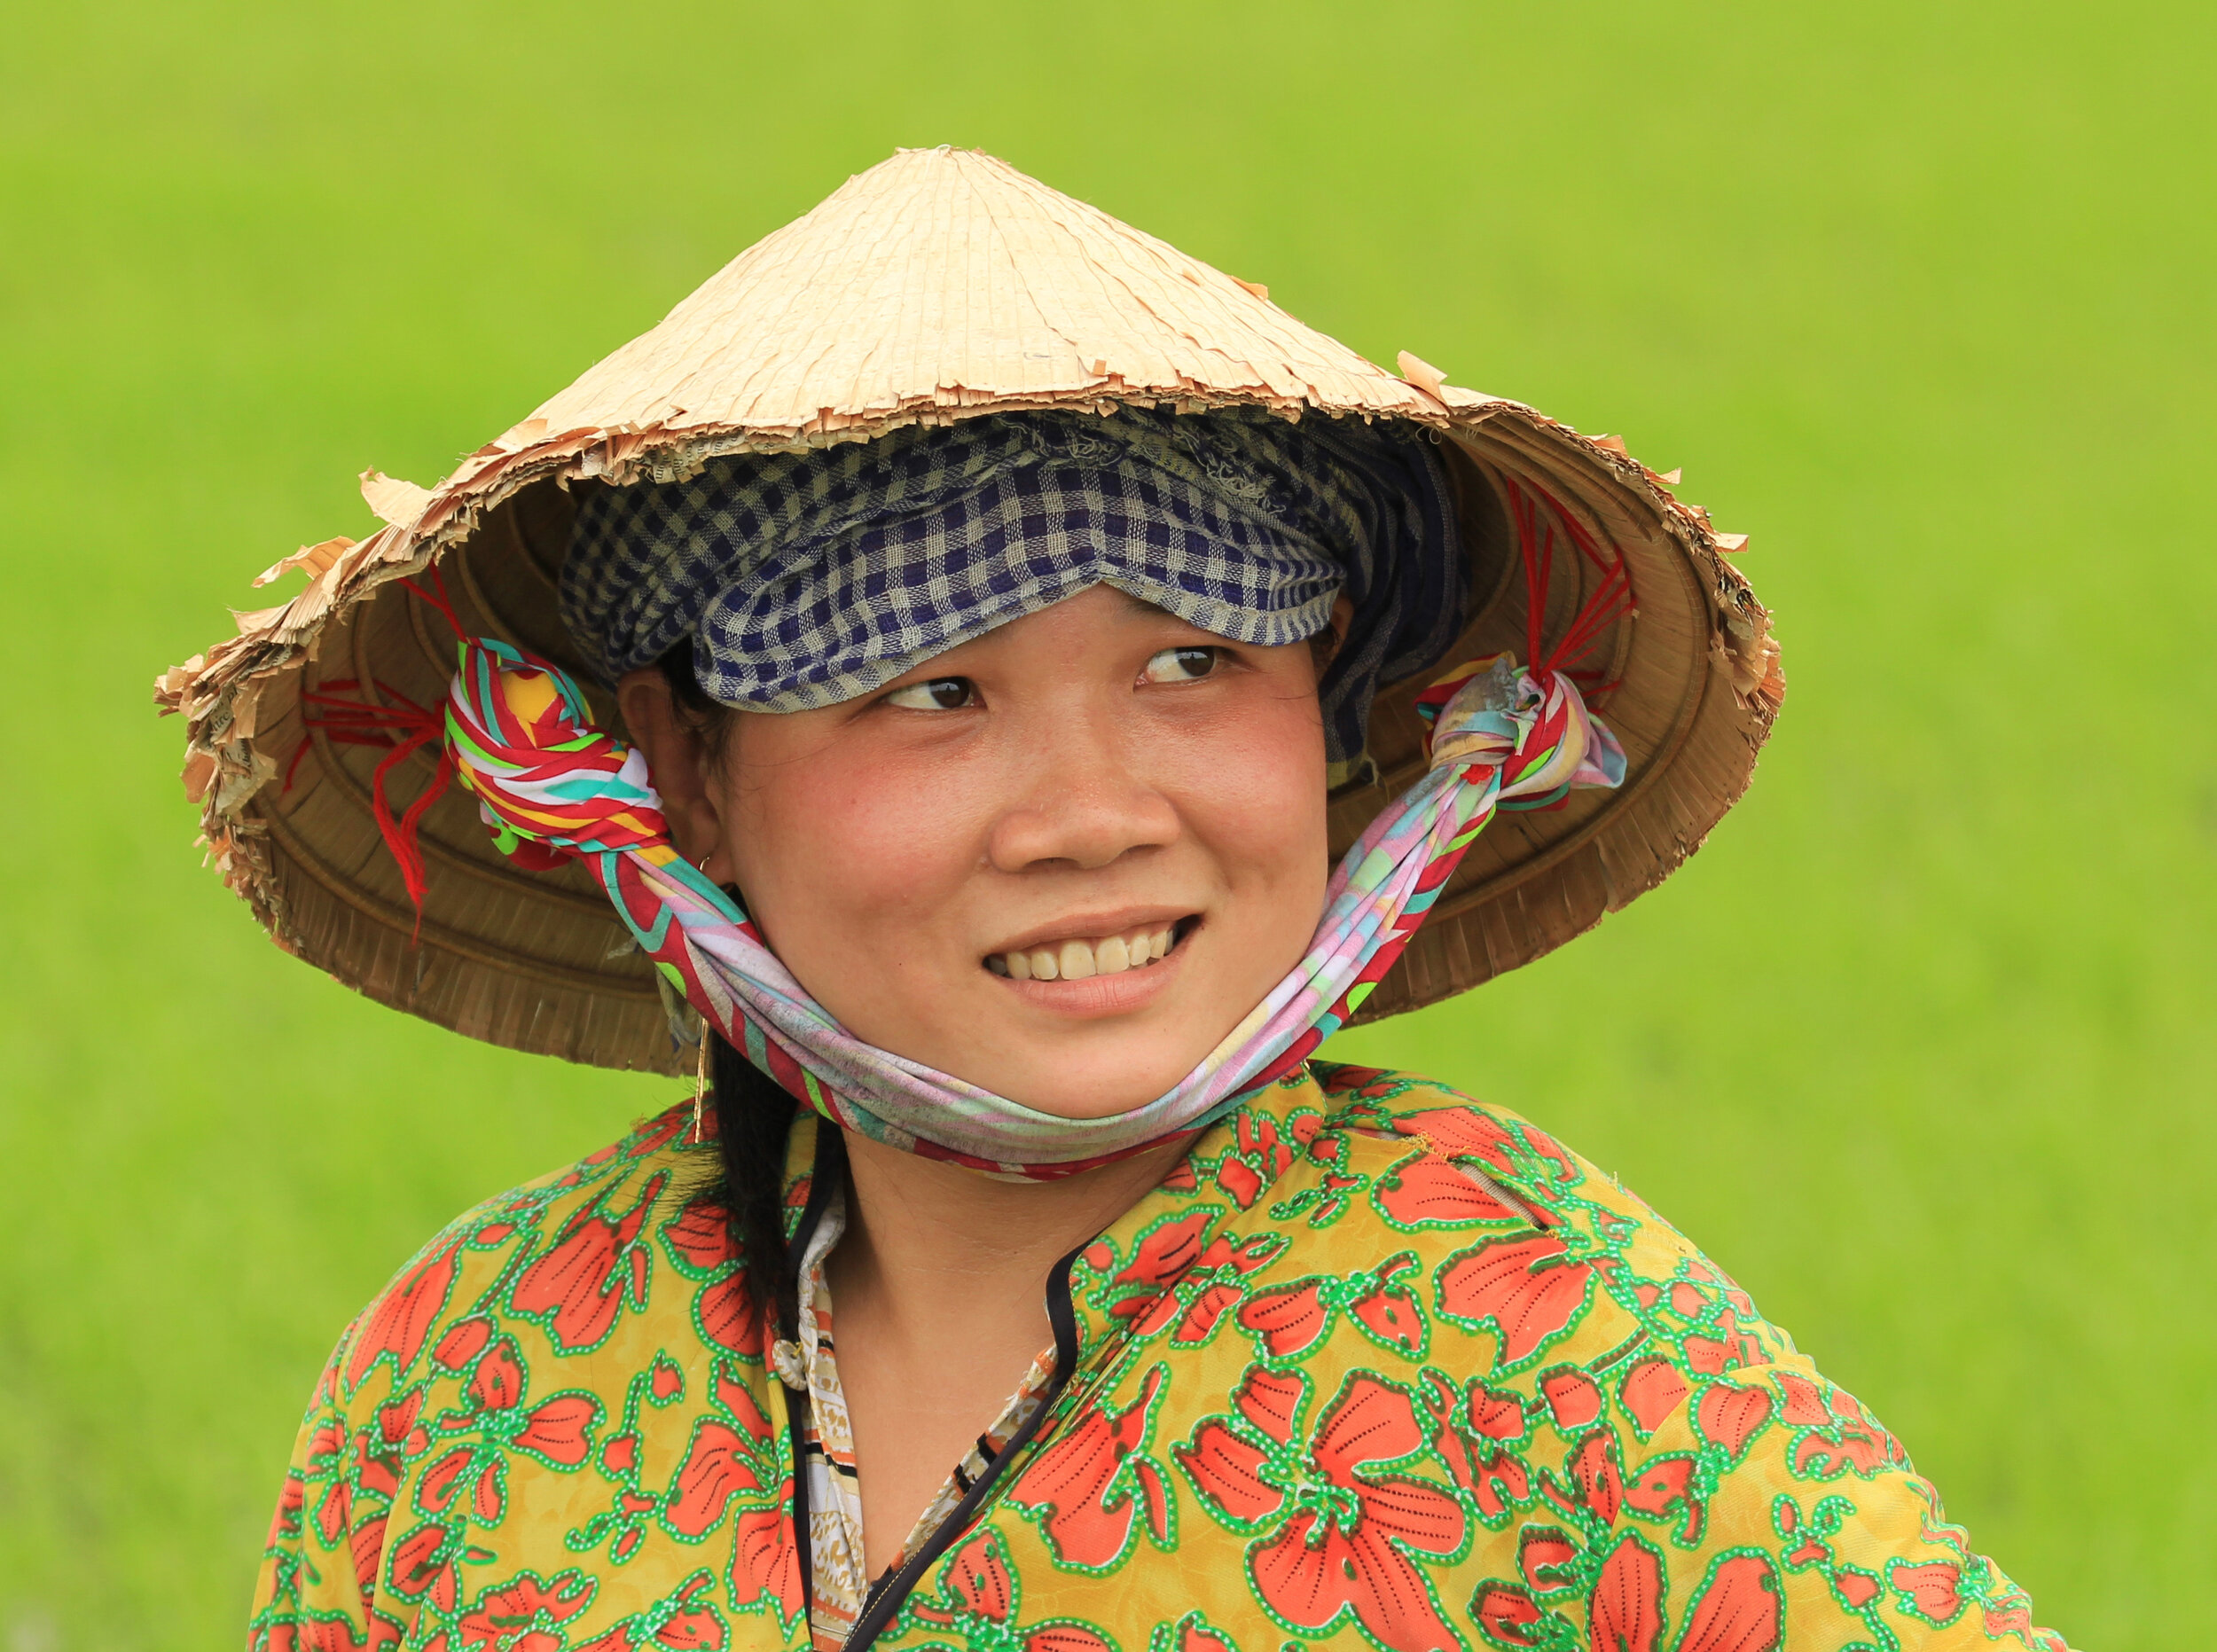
[2,2,2207,1644]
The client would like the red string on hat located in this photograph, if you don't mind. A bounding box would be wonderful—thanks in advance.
[282,569,466,936]
[1507,476,1635,693]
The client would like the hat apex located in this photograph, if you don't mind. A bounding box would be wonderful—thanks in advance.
[529,146,1453,445]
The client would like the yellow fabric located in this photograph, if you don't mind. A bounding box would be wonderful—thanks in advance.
[248,1064,2066,1651]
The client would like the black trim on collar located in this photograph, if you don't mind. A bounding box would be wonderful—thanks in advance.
[780,1118,847,1623]
[842,1246,1085,1652]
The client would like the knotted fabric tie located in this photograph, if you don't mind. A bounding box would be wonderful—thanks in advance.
[442,638,1625,1178]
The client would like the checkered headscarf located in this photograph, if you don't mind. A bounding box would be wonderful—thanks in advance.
[561,404,1467,764]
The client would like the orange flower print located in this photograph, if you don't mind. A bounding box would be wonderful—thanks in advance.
[658,1201,764,1358]
[671,1363,799,1631]
[577,1354,799,1630]
[1470,1578,1544,1647]
[1587,1532,1665,1648]
[1692,1381,1774,1468]
[1177,1367,1465,1650]
[1414,1371,1534,1527]
[1891,1561,1965,1626]
[1006,1366,1173,1570]
[1374,1154,1523,1230]
[346,1241,461,1389]
[1147,1610,1242,1652]
[1238,1251,1430,1361]
[729,1499,803,1634]
[511,1173,669,1353]
[1149,1230,1286,1345]
[572,1575,728,1652]
[1622,1453,1704,1545]
[1389,1105,1575,1198]
[1083,1212,1285,1346]
[417,1334,602,1527]
[663,1419,766,1539]
[1585,1532,1784,1652]
[1770,1370,1909,1481]
[456,1569,595,1650]
[1617,1357,1691,1440]
[1433,1234,1595,1368]
[1390,1105,1520,1174]
[1092,1211,1213,1319]
[900,1528,1115,1652]
[1208,1107,1312,1209]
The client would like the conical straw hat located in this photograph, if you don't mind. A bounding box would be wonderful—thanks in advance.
[156,147,1782,1075]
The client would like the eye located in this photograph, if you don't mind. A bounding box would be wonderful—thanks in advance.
[1141,646,1219,685]
[885,677,975,710]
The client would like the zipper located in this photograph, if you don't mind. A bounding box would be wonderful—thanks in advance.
[839,1247,1084,1652]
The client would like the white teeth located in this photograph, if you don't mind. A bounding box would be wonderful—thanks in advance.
[990,923,1182,980]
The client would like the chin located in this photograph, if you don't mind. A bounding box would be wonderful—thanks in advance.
[960,1032,1220,1120]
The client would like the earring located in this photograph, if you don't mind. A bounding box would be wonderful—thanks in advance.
[692,1023,710,1146]
[691,850,716,1145]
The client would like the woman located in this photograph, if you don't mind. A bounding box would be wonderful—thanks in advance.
[164,150,2063,1650]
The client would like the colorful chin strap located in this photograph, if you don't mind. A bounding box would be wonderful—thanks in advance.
[433,635,1623,1178]
[309,473,1633,1178]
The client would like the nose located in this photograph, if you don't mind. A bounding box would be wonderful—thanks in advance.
[985,715,1181,874]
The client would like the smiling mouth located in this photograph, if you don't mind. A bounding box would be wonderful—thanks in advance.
[983,918,1196,982]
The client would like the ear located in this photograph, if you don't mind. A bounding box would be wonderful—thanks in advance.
[1328,591,1355,652]
[617,667,733,883]
[1308,591,1357,681]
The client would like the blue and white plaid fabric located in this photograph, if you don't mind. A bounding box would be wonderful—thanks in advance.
[562,404,1467,764]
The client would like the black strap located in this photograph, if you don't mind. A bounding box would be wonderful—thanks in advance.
[780,1121,847,1623]
[841,1247,1085,1652]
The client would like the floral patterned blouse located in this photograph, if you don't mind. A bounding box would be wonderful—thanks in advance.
[248,1063,2069,1652]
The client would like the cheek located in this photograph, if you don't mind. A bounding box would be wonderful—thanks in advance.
[1162,693,1331,902]
[723,752,983,942]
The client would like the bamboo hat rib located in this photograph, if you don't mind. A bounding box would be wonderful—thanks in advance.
[156,146,1783,1076]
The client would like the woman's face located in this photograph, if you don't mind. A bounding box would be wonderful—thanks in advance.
[625,585,1336,1116]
